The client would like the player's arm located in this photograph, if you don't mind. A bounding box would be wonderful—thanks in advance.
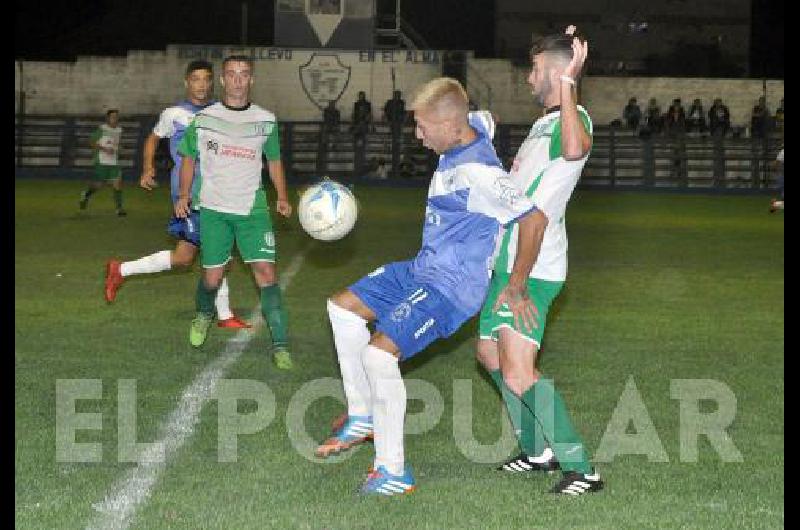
[140,133,161,190]
[90,128,106,153]
[264,122,292,217]
[175,156,194,218]
[175,120,198,218]
[466,168,541,332]
[500,209,548,331]
[559,31,591,160]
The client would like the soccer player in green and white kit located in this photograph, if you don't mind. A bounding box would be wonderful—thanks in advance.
[79,109,126,216]
[476,26,604,495]
[174,55,294,370]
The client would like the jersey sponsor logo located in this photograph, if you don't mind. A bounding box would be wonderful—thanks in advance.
[390,301,412,322]
[206,140,219,154]
[414,318,435,339]
[219,144,257,160]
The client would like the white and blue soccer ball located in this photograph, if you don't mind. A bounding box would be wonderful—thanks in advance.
[297,178,358,241]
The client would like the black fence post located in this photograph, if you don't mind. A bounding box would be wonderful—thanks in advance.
[712,135,725,188]
[61,117,76,170]
[642,137,655,187]
[608,128,616,187]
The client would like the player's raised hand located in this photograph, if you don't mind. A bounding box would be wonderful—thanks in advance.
[493,281,540,333]
[563,29,588,82]
[140,167,157,191]
[276,198,292,217]
[174,196,191,218]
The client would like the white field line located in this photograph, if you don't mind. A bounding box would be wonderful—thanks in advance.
[86,250,307,530]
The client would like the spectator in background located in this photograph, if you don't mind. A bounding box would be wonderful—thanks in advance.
[645,98,663,135]
[322,100,341,148]
[351,91,373,176]
[774,98,784,134]
[708,98,731,138]
[323,100,341,132]
[623,97,642,130]
[665,98,686,137]
[751,96,769,138]
[384,90,406,132]
[686,98,706,133]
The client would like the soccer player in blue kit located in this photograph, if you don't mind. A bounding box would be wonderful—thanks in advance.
[104,60,249,330]
[314,77,542,495]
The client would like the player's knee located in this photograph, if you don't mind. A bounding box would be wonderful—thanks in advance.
[501,366,536,396]
[171,253,193,268]
[252,263,277,285]
[475,341,499,371]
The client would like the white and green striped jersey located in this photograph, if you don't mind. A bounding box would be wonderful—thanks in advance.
[492,106,592,281]
[91,124,122,166]
[178,102,281,215]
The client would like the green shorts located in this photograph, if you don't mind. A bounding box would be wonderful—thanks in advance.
[199,191,276,268]
[93,165,122,181]
[478,272,564,347]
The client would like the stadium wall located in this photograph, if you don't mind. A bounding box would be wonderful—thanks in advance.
[15,46,783,127]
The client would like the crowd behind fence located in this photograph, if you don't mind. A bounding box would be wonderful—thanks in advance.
[14,115,783,191]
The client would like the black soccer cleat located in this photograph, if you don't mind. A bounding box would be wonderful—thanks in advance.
[550,470,604,496]
[497,452,560,473]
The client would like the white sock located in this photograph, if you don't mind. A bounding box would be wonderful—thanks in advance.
[363,344,405,476]
[215,276,233,320]
[120,250,172,277]
[529,447,554,463]
[327,299,372,417]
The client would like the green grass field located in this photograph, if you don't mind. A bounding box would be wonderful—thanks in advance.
[16,180,783,529]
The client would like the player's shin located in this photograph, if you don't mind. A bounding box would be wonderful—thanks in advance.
[196,276,219,317]
[363,345,406,476]
[214,276,233,320]
[490,369,546,456]
[327,300,372,416]
[260,284,289,348]
[522,378,592,474]
[120,250,172,277]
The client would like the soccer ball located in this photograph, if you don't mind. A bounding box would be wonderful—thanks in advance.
[297,179,358,241]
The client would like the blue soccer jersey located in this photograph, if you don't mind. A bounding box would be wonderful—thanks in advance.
[151,99,215,204]
[411,111,537,316]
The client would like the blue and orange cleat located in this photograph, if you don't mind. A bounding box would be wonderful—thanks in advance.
[359,465,417,496]
[314,414,373,457]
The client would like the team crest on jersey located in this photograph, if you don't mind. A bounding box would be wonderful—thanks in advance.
[390,302,412,322]
[299,53,351,111]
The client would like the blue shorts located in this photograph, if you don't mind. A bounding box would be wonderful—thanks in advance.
[349,260,470,361]
[167,209,201,246]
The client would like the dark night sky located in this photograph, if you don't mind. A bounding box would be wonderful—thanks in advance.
[15,0,783,77]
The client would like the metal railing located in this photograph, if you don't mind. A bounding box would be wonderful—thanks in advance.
[14,115,782,191]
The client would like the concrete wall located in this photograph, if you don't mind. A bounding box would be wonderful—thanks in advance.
[15,46,784,128]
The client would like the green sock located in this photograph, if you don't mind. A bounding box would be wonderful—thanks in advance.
[195,277,218,317]
[113,189,123,209]
[521,378,592,474]
[260,284,288,348]
[489,370,545,456]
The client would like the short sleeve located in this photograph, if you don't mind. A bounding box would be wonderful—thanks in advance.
[152,108,176,138]
[263,121,281,161]
[177,119,198,158]
[464,165,537,225]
